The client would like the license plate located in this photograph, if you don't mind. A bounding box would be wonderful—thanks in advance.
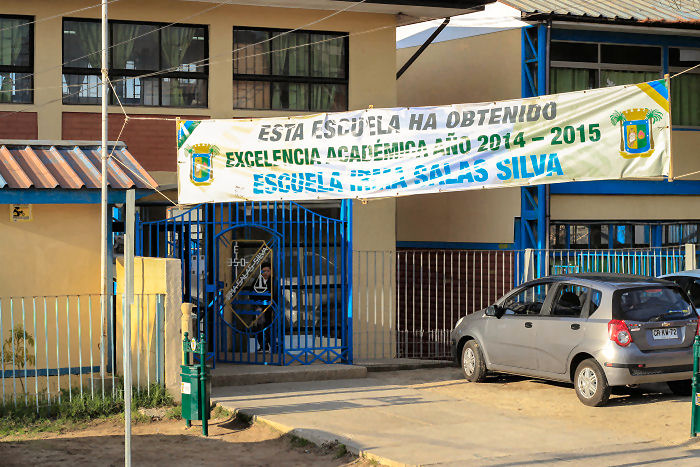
[652,328,678,340]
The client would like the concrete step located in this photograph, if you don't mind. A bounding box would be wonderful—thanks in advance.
[211,363,367,387]
[356,358,454,372]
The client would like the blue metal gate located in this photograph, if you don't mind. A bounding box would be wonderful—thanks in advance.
[136,200,353,366]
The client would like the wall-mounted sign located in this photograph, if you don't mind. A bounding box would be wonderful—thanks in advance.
[10,204,32,222]
[177,80,670,203]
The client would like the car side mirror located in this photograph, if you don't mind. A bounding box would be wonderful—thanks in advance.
[485,305,504,318]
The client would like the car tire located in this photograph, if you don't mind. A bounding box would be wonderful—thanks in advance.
[461,340,487,382]
[574,359,611,407]
[667,379,692,396]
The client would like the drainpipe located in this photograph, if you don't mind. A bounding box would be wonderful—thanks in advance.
[397,17,450,79]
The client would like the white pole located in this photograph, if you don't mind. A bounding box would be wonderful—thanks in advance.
[99,0,109,383]
[124,189,135,466]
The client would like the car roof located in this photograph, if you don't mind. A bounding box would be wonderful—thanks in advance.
[660,269,700,279]
[528,273,674,291]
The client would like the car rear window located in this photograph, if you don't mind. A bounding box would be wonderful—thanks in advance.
[613,286,695,322]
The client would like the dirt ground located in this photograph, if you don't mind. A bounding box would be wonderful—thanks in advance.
[0,411,372,466]
[380,367,694,445]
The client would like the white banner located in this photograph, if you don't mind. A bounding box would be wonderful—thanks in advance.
[177,80,670,203]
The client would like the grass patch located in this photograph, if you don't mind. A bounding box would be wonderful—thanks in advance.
[165,405,182,420]
[289,434,311,448]
[211,405,231,420]
[334,443,348,459]
[0,382,175,436]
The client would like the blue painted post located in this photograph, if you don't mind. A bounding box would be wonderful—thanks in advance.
[345,200,353,365]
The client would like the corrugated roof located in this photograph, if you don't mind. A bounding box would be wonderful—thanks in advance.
[0,143,158,190]
[501,0,700,23]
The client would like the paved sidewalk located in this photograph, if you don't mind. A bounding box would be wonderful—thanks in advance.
[213,368,700,466]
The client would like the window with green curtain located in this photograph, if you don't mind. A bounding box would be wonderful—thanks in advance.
[600,70,659,88]
[62,19,207,107]
[550,68,595,93]
[671,74,700,126]
[0,15,33,104]
[233,28,348,111]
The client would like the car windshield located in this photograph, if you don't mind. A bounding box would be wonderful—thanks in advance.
[614,286,695,322]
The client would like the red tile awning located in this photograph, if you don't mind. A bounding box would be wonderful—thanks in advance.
[0,142,158,190]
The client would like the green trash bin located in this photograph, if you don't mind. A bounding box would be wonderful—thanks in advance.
[181,332,210,436]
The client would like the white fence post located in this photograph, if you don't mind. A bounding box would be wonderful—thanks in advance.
[523,249,535,283]
[685,243,697,270]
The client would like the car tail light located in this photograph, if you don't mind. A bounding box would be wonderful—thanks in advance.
[608,319,633,347]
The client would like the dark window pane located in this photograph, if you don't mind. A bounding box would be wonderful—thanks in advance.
[62,73,102,104]
[271,32,309,77]
[0,72,32,103]
[669,47,700,67]
[272,81,308,110]
[63,20,101,69]
[111,75,159,106]
[112,23,158,71]
[550,67,595,93]
[234,29,270,75]
[161,25,207,72]
[601,44,661,66]
[590,225,608,249]
[233,80,270,109]
[550,41,597,63]
[161,77,207,107]
[672,73,700,126]
[571,225,589,248]
[310,34,346,78]
[0,17,31,67]
[311,83,347,112]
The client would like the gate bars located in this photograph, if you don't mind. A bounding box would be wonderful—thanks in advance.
[136,201,353,366]
[354,246,688,361]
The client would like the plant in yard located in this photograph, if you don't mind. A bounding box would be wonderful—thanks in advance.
[2,327,35,392]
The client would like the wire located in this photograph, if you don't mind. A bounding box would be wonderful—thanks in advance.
[0,0,121,33]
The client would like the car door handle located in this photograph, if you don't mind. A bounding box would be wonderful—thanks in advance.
[524,322,533,328]
[571,323,581,330]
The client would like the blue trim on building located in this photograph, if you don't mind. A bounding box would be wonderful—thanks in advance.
[551,29,700,47]
[0,189,153,204]
[0,366,101,378]
[397,241,514,250]
[550,180,700,195]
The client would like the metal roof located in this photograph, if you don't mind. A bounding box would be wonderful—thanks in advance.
[501,0,700,23]
[0,143,158,190]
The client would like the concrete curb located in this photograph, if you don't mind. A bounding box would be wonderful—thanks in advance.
[212,364,367,387]
[229,406,413,467]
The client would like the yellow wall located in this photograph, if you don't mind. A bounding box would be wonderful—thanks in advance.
[0,204,100,297]
[397,29,522,107]
[0,0,397,138]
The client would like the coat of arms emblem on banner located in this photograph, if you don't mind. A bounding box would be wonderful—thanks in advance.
[610,108,663,159]
[187,143,219,186]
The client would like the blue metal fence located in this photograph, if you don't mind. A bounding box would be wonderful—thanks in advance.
[137,201,352,366]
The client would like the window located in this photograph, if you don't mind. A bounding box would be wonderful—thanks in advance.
[233,28,348,111]
[589,289,603,315]
[686,279,700,309]
[551,284,589,317]
[550,41,662,95]
[669,47,700,126]
[0,15,33,104]
[502,282,552,315]
[614,286,694,322]
[62,19,208,107]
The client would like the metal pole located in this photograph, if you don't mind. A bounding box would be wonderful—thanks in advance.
[124,189,135,467]
[99,0,109,393]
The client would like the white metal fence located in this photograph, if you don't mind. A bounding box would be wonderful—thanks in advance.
[0,293,165,409]
[353,246,691,361]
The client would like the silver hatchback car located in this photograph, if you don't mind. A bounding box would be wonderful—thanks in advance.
[450,274,699,406]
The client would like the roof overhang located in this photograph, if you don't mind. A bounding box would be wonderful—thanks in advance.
[184,0,491,24]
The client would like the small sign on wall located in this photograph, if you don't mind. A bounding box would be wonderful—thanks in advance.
[10,204,32,222]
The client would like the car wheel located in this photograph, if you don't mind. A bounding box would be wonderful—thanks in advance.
[574,359,611,407]
[461,340,487,382]
[667,379,692,396]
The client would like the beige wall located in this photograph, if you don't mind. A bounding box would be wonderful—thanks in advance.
[551,194,700,221]
[1,0,397,137]
[0,204,100,297]
[396,188,520,244]
[397,29,522,107]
